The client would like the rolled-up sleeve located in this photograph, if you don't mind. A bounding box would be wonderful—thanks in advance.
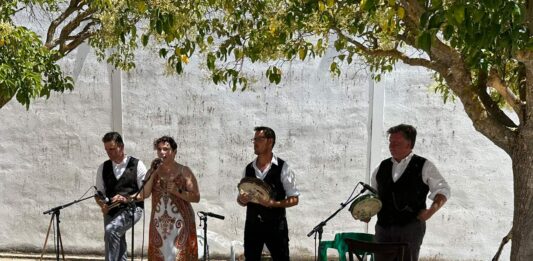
[281,162,300,197]
[136,159,148,188]
[95,164,105,193]
[422,160,451,200]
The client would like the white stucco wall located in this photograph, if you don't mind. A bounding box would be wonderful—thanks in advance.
[0,44,513,260]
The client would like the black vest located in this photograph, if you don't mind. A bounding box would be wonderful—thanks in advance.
[103,157,144,216]
[376,155,428,226]
[245,158,286,221]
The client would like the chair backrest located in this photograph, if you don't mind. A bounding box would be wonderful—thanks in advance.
[336,232,374,242]
[344,238,409,261]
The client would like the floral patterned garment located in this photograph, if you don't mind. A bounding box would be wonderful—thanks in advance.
[148,169,198,261]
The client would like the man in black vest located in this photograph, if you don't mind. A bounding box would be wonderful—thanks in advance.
[237,126,300,261]
[369,124,450,261]
[95,132,147,261]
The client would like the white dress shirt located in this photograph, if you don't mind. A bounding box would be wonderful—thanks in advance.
[242,154,300,197]
[370,152,451,200]
[95,155,147,194]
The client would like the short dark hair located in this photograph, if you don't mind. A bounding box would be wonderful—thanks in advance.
[387,124,417,149]
[153,136,177,151]
[102,132,124,147]
[254,126,276,148]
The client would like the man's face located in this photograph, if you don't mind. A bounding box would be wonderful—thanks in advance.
[156,142,176,161]
[389,132,412,161]
[104,141,124,163]
[252,130,273,155]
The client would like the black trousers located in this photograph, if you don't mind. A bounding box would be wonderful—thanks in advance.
[375,220,426,261]
[244,215,290,261]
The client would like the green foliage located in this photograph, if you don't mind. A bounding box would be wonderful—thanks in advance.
[417,0,530,101]
[1,0,530,109]
[0,21,73,109]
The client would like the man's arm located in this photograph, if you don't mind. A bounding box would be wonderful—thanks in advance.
[259,196,299,208]
[94,164,109,214]
[237,167,250,207]
[418,193,447,221]
[418,159,450,221]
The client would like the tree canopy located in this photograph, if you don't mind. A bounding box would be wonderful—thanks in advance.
[1,0,532,259]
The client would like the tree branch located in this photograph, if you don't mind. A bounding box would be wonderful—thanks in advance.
[429,42,516,153]
[332,28,439,72]
[58,9,96,55]
[61,21,97,57]
[45,0,83,48]
[488,68,522,114]
[476,70,518,128]
[401,0,424,26]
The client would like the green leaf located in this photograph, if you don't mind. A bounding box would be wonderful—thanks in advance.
[453,5,465,24]
[431,0,443,9]
[318,1,326,11]
[417,31,431,52]
[420,12,431,28]
[298,47,307,60]
[159,48,168,58]
[443,24,454,40]
[207,52,216,70]
[428,12,444,29]
[361,0,377,12]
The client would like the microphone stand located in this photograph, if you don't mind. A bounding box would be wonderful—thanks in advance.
[199,213,209,261]
[197,211,225,261]
[306,186,367,261]
[129,166,157,261]
[128,199,136,261]
[41,194,96,261]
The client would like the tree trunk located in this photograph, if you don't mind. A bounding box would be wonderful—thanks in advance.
[508,47,533,260]
[510,125,533,260]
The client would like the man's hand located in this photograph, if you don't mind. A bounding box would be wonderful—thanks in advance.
[95,199,110,215]
[237,193,251,206]
[360,217,371,223]
[111,194,129,204]
[417,194,447,221]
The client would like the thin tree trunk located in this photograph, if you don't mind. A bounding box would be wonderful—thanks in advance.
[510,128,533,260]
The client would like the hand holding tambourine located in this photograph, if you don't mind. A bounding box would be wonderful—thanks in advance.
[237,177,272,204]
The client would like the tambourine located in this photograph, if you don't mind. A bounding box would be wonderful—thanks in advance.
[348,193,382,221]
[237,177,272,204]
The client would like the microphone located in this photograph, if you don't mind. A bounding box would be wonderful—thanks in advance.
[152,158,163,169]
[360,182,378,194]
[144,158,163,182]
[198,211,225,220]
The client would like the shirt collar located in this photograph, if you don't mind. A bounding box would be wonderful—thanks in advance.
[253,153,279,167]
[271,154,279,166]
[112,155,129,166]
[391,151,414,164]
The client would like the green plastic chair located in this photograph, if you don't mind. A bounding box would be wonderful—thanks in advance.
[319,232,375,261]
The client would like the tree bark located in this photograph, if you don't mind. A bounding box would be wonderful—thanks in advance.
[511,50,533,260]
[510,128,533,260]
